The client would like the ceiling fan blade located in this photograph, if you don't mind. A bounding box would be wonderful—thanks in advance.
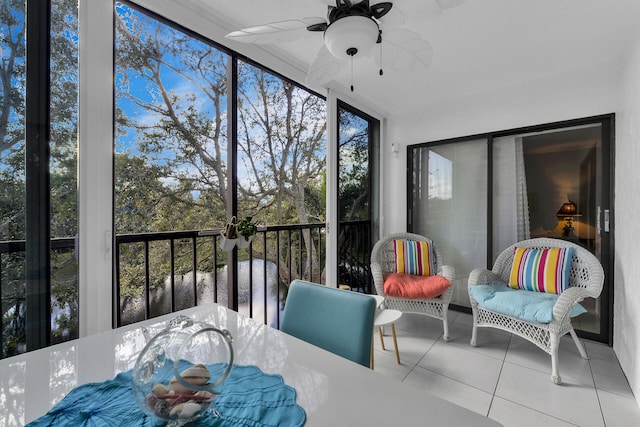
[318,0,366,7]
[397,0,466,21]
[306,45,344,88]
[437,0,466,10]
[378,29,434,71]
[370,2,393,19]
[377,7,405,30]
[307,22,328,32]
[226,17,326,44]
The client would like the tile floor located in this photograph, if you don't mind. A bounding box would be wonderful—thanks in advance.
[371,310,640,427]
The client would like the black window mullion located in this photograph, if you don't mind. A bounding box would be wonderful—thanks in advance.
[226,55,238,311]
[25,0,52,352]
[487,136,494,268]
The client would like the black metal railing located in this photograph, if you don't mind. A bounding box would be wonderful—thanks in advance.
[0,237,77,360]
[114,223,329,328]
[337,220,373,293]
[0,220,373,359]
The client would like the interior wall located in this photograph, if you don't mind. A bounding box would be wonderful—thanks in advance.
[615,28,640,407]
[385,56,639,404]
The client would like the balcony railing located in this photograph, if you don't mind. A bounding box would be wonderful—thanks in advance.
[0,237,78,359]
[1,220,372,359]
[114,223,331,329]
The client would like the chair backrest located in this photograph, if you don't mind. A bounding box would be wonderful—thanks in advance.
[280,279,376,367]
[370,232,445,296]
[492,238,604,297]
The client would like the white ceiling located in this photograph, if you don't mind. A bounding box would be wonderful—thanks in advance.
[155,0,640,117]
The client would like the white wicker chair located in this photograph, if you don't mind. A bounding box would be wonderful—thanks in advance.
[370,233,455,341]
[468,238,604,384]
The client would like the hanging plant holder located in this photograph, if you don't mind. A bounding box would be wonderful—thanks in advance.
[219,216,257,251]
[236,235,253,249]
[219,234,238,251]
[220,216,239,251]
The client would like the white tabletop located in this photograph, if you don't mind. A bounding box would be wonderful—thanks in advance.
[374,308,403,327]
[0,304,501,427]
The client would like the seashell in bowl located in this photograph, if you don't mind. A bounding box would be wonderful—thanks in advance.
[169,401,204,419]
[152,382,169,397]
[169,364,211,394]
[182,364,211,385]
[132,316,234,425]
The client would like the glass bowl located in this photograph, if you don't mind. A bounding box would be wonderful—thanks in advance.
[132,315,234,426]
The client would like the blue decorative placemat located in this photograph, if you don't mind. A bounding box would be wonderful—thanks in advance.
[27,364,306,426]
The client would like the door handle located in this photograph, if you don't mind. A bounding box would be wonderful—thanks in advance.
[604,209,610,233]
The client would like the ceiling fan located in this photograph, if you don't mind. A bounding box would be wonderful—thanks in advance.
[225,0,461,90]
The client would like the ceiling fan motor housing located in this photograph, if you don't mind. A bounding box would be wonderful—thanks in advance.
[324,15,380,60]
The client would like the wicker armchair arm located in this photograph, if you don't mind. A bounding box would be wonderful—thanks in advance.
[468,268,503,288]
[370,262,385,296]
[440,264,456,282]
[552,286,589,322]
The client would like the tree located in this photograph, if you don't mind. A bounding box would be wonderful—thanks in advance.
[1,0,80,358]
[236,62,326,280]
[1,0,79,242]
[116,6,228,233]
[50,0,79,239]
[338,107,370,221]
[114,5,327,296]
[0,0,26,241]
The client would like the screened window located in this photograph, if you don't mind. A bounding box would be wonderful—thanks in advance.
[114,3,327,326]
[337,102,378,293]
[115,3,229,235]
[0,0,79,359]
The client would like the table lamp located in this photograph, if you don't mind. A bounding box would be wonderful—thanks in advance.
[556,200,582,237]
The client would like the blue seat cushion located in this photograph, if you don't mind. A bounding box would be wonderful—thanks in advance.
[469,284,586,324]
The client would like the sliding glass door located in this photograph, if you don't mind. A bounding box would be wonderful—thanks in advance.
[408,115,613,344]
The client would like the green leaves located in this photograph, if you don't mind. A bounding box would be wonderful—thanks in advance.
[236,216,258,239]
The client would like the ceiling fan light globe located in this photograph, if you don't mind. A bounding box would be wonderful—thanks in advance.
[324,15,379,60]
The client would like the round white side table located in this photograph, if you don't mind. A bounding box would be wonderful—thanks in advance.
[371,295,403,369]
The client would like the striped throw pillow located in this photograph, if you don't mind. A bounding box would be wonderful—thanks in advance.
[393,239,436,276]
[508,247,574,294]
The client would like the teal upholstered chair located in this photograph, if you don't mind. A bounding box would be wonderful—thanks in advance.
[280,279,376,367]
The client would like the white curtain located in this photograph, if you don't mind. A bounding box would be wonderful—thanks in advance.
[493,136,530,260]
